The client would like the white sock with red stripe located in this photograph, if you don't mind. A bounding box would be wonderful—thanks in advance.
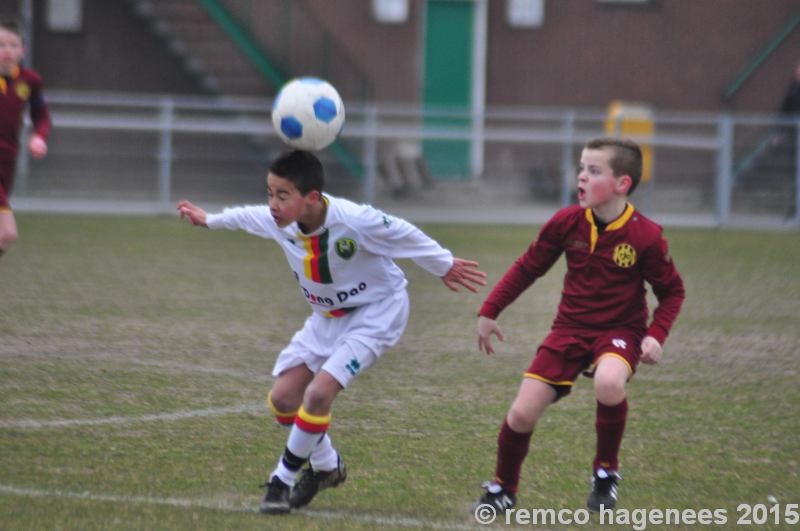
[270,406,331,486]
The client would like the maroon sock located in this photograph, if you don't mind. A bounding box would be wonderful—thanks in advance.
[494,418,533,493]
[594,399,628,471]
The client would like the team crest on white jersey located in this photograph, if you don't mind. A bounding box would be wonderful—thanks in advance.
[335,238,357,259]
[612,338,627,349]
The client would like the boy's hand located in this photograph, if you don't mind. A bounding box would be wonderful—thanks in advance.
[476,316,505,355]
[640,335,662,364]
[28,135,47,159]
[176,200,208,227]
[441,258,487,293]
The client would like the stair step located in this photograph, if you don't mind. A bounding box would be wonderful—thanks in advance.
[149,3,209,22]
[163,22,221,40]
[184,49,254,69]
[215,78,270,95]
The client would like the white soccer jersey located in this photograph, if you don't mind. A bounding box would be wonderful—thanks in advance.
[206,194,454,316]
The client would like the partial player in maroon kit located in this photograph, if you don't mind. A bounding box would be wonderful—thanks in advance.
[475,137,685,512]
[0,20,51,260]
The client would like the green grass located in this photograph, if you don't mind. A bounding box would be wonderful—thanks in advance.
[1,213,799,530]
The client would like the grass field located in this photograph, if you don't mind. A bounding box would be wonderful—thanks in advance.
[1,212,799,530]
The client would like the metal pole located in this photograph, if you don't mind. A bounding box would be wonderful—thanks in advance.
[157,99,175,212]
[560,111,575,208]
[15,0,33,195]
[16,122,31,196]
[470,0,487,181]
[715,114,733,227]
[362,104,378,205]
[793,119,800,226]
[20,0,33,66]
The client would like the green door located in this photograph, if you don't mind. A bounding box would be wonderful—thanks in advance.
[423,0,473,179]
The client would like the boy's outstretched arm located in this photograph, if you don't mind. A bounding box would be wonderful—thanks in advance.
[441,258,487,293]
[177,200,209,228]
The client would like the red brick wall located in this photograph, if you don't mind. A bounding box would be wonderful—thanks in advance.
[484,0,800,111]
[14,0,800,111]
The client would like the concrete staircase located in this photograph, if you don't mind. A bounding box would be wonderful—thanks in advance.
[732,140,796,215]
[128,0,272,96]
[20,1,371,207]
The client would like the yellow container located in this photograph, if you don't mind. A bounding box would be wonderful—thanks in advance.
[605,100,654,183]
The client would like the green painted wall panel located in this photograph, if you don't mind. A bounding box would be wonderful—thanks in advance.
[423,1,473,179]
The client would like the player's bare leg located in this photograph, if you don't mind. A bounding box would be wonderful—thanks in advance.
[261,364,314,514]
[593,356,629,406]
[478,378,556,511]
[588,356,630,511]
[0,210,18,261]
[262,368,347,514]
[288,370,347,509]
[300,370,343,415]
[507,377,557,432]
[269,364,315,415]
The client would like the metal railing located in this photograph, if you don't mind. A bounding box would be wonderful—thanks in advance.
[17,91,800,228]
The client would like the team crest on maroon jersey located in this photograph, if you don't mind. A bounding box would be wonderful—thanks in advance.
[15,82,30,101]
[612,243,637,268]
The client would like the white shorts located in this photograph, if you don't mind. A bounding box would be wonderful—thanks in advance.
[272,290,410,388]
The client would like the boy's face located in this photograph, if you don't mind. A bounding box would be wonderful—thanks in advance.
[577,147,630,208]
[0,28,24,75]
[266,173,319,228]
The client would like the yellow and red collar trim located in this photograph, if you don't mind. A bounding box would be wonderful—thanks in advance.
[0,66,20,95]
[584,203,635,253]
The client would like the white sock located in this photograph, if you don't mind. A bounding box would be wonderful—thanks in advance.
[271,459,298,487]
[310,433,339,471]
[286,424,323,458]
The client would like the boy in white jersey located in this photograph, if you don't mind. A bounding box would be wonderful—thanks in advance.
[177,150,486,514]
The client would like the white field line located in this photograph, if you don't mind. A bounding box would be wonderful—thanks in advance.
[0,403,435,437]
[0,402,266,429]
[0,351,270,383]
[117,359,270,382]
[0,484,475,530]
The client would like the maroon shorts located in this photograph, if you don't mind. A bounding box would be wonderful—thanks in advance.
[0,158,16,210]
[525,329,643,399]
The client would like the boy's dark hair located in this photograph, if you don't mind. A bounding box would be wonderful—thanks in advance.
[269,150,324,195]
[0,20,21,36]
[585,137,643,195]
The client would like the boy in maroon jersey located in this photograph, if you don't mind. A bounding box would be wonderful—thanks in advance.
[0,20,51,261]
[475,137,684,512]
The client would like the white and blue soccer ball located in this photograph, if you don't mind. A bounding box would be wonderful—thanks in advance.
[271,77,345,151]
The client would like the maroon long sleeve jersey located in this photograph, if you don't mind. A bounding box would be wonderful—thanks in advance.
[0,66,51,161]
[479,204,685,345]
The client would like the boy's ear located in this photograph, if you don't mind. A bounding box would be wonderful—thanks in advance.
[616,175,633,194]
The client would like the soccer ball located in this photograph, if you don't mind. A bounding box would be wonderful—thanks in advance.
[271,77,345,151]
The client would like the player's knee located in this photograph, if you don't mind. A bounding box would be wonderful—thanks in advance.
[594,376,626,405]
[268,389,300,415]
[506,404,539,432]
[0,226,17,250]
[302,385,335,414]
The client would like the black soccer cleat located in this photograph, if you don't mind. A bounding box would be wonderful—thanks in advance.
[289,456,348,509]
[259,475,292,514]
[587,468,621,512]
[477,481,516,512]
